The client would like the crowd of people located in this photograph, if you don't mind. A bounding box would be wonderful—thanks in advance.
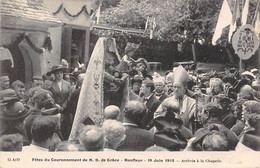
[0,40,260,152]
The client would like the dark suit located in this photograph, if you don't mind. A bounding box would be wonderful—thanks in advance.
[141,94,161,129]
[49,79,71,140]
[117,125,154,151]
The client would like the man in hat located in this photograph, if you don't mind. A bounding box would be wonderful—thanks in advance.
[155,66,196,132]
[139,80,161,130]
[117,100,154,151]
[0,90,30,146]
[154,77,169,102]
[71,44,81,71]
[0,75,10,91]
[31,75,43,88]
[241,71,255,85]
[195,103,239,150]
[24,89,59,142]
[48,65,72,140]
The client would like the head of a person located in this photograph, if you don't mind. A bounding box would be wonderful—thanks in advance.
[0,134,23,151]
[79,125,106,151]
[104,105,120,120]
[0,75,10,90]
[213,94,231,112]
[244,113,260,135]
[154,78,165,94]
[42,80,52,90]
[124,100,146,126]
[140,80,155,96]
[48,65,66,81]
[165,72,173,84]
[54,70,63,81]
[75,73,85,89]
[237,85,255,100]
[145,146,169,151]
[136,61,146,73]
[209,78,223,96]
[131,75,143,94]
[32,75,43,88]
[201,77,210,88]
[32,89,55,110]
[202,131,229,151]
[55,141,79,152]
[11,80,25,99]
[26,86,42,104]
[161,98,180,116]
[199,103,223,125]
[102,120,126,149]
[233,99,247,120]
[166,82,174,95]
[63,73,70,83]
[241,72,255,85]
[241,100,260,121]
[125,42,140,58]
[172,81,187,99]
[172,66,189,98]
[31,116,57,146]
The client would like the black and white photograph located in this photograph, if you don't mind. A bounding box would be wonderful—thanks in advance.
[0,0,260,167]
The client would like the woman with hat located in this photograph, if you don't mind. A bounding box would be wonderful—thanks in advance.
[0,90,30,146]
[47,64,72,140]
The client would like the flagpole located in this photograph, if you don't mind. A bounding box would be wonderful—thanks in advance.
[253,1,260,26]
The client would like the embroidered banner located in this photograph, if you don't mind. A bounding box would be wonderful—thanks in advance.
[69,37,105,140]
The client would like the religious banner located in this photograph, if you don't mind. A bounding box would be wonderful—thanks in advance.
[69,37,106,140]
[232,24,260,60]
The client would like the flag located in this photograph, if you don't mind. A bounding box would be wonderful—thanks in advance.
[144,17,150,35]
[145,17,150,30]
[241,0,249,25]
[212,0,232,45]
[96,4,101,24]
[150,16,156,39]
[253,1,260,38]
[229,0,241,42]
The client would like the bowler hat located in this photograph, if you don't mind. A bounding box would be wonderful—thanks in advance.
[0,89,19,105]
[47,65,67,75]
[0,102,30,120]
[154,114,183,131]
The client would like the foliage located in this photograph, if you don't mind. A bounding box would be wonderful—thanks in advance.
[101,0,222,44]
[100,0,258,45]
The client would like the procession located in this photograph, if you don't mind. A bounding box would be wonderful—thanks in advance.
[0,0,260,153]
